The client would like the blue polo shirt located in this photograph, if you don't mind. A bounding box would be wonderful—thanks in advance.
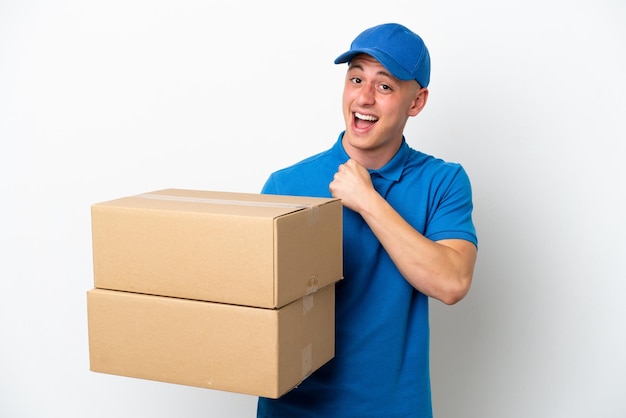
[257,133,477,418]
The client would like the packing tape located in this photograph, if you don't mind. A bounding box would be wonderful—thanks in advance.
[135,193,315,210]
[307,204,319,226]
[305,274,319,296]
[302,293,314,314]
[301,343,313,379]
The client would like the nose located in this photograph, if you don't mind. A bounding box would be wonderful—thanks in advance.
[357,83,376,106]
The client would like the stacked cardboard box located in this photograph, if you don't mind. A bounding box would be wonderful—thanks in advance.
[87,188,343,398]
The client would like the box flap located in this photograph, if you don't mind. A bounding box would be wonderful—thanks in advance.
[93,189,339,220]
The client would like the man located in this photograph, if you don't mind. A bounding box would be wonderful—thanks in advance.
[257,23,477,418]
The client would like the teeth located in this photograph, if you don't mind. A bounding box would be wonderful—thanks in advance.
[355,112,378,122]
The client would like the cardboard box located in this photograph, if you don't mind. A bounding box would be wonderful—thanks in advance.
[91,189,342,308]
[87,285,335,398]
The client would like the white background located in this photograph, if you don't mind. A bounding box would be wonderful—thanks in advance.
[1,1,625,417]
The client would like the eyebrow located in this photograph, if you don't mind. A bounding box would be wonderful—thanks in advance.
[348,62,395,80]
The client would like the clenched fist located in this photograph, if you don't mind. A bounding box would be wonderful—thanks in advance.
[329,159,378,213]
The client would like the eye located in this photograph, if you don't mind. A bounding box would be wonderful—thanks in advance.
[350,76,362,84]
[377,83,393,92]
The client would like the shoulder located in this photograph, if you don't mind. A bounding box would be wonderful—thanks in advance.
[262,148,338,197]
[405,147,471,187]
[271,148,334,177]
[402,149,477,245]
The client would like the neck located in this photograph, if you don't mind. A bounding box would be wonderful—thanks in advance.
[341,136,402,170]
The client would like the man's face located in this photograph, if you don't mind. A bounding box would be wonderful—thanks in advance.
[341,54,427,168]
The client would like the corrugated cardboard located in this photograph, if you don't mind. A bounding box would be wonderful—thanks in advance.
[87,286,335,398]
[91,188,342,308]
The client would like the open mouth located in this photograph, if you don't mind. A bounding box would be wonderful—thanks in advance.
[354,112,378,129]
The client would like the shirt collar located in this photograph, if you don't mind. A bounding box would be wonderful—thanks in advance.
[370,138,409,182]
[331,132,351,163]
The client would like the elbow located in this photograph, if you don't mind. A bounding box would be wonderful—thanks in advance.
[439,290,466,306]
[437,274,473,305]
[430,239,477,305]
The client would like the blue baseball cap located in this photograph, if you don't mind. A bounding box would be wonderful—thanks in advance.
[334,23,431,88]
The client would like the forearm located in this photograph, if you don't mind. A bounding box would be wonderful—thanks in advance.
[329,159,476,304]
[359,190,476,305]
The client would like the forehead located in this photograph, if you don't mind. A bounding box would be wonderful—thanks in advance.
[347,54,398,79]
[348,54,386,70]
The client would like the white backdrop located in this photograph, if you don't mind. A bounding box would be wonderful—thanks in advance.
[1,1,625,417]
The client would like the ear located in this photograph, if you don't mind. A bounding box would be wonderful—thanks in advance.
[408,87,429,117]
